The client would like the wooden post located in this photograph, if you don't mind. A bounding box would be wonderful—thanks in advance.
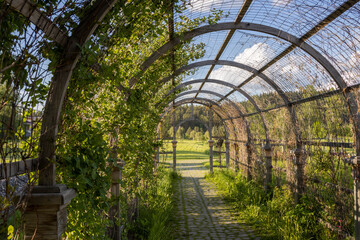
[225,140,230,169]
[245,141,252,181]
[24,185,76,240]
[293,147,305,204]
[172,140,177,171]
[234,143,238,172]
[351,157,360,240]
[208,140,214,173]
[156,147,160,163]
[263,143,273,192]
[108,160,125,240]
[344,90,360,240]
[218,145,222,167]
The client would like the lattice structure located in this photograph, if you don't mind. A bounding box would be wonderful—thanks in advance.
[1,0,360,239]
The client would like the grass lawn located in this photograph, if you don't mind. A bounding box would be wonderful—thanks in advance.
[160,139,225,161]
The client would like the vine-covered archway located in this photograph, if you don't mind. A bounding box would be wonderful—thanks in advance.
[2,0,360,239]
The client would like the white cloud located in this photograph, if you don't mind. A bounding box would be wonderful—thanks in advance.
[186,0,243,13]
[209,43,275,87]
[272,0,292,7]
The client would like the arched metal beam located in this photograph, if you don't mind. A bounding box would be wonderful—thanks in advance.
[166,79,260,112]
[172,90,243,119]
[129,22,347,90]
[166,79,270,140]
[171,90,250,140]
[172,90,248,124]
[162,103,229,139]
[160,60,290,104]
[162,99,236,140]
[161,60,297,143]
[160,100,229,137]
[165,97,251,141]
[163,98,234,135]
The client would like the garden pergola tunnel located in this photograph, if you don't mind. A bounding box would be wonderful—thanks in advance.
[2,0,360,239]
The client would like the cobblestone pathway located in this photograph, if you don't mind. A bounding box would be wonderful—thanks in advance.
[172,158,260,240]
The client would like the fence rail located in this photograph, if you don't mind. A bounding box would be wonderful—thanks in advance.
[0,158,38,180]
[227,138,353,149]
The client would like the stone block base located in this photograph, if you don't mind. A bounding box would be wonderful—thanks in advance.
[24,184,76,240]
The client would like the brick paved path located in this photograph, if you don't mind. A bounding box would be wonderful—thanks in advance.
[172,158,260,240]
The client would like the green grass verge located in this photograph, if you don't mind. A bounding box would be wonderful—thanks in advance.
[131,167,180,240]
[206,169,341,240]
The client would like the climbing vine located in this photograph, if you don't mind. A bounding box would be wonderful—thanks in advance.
[52,1,227,238]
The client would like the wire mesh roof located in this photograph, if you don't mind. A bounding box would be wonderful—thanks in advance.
[3,0,360,133]
[167,0,360,121]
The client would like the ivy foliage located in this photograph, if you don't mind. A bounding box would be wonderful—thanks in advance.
[52,0,226,238]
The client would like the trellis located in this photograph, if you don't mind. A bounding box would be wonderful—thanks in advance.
[1,0,360,239]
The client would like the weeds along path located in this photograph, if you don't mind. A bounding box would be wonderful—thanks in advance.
[172,157,259,240]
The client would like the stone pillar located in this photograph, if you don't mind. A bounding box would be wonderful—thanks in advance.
[263,143,273,192]
[225,140,230,169]
[172,140,177,171]
[24,185,76,240]
[108,160,125,240]
[208,140,214,173]
[293,147,305,204]
[245,141,252,181]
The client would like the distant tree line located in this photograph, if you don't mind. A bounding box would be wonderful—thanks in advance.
[160,105,225,140]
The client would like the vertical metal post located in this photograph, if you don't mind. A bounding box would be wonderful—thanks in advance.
[293,146,305,204]
[218,144,222,167]
[172,139,177,171]
[225,140,230,169]
[172,107,176,171]
[245,141,252,181]
[234,143,239,173]
[209,140,214,173]
[208,110,213,172]
[263,143,273,193]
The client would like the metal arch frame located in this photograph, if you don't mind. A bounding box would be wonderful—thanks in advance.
[136,20,354,144]
[173,90,242,119]
[165,79,270,140]
[130,18,359,153]
[172,89,259,140]
[129,22,348,90]
[160,100,230,139]
[162,98,236,138]
[166,97,251,142]
[160,60,300,142]
[171,91,255,141]
[160,60,290,104]
[153,0,357,148]
[163,98,236,140]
